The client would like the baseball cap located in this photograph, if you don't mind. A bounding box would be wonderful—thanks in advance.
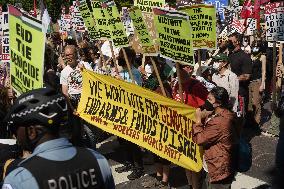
[212,53,228,62]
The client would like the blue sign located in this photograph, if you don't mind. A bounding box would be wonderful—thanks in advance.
[204,0,228,21]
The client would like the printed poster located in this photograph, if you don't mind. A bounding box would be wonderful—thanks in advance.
[179,4,217,49]
[77,69,203,172]
[9,5,45,94]
[265,2,284,42]
[153,8,194,65]
[129,6,156,55]
[134,0,166,13]
[204,0,228,21]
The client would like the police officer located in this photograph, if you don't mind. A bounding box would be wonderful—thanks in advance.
[2,88,115,189]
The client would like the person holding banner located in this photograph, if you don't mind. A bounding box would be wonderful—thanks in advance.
[193,86,239,189]
[172,65,208,108]
[114,47,144,180]
[141,57,173,189]
[115,47,143,86]
[172,65,207,189]
[60,45,91,146]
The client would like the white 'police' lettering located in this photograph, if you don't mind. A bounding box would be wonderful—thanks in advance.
[47,168,97,189]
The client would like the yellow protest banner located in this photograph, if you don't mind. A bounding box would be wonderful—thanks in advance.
[9,6,45,95]
[153,8,194,66]
[77,69,203,172]
[134,0,166,13]
[129,6,157,55]
[179,4,217,49]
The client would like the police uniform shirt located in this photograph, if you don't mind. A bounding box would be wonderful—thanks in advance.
[2,138,115,189]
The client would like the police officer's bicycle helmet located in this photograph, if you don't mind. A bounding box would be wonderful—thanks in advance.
[6,88,68,133]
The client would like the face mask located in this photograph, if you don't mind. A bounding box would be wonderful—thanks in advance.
[227,41,235,51]
[252,47,260,52]
[201,100,215,111]
[118,57,126,67]
[213,62,221,70]
[252,47,260,55]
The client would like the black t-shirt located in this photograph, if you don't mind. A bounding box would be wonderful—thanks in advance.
[229,50,252,96]
[251,58,262,81]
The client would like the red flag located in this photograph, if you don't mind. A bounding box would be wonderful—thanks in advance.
[33,0,37,17]
[241,0,252,19]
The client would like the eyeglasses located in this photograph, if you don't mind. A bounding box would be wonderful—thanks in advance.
[64,53,74,57]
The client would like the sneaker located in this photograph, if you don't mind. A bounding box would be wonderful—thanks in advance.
[127,169,144,180]
[115,164,133,173]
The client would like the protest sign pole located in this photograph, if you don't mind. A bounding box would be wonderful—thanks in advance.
[62,36,65,47]
[109,41,119,74]
[197,49,202,76]
[73,30,78,45]
[272,41,277,107]
[142,54,146,68]
[122,48,135,84]
[96,43,107,67]
[277,43,283,90]
[176,62,184,103]
[150,57,167,97]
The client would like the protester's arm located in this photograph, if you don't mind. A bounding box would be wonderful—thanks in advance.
[61,84,68,97]
[260,55,266,92]
[61,85,75,113]
[231,73,239,112]
[192,109,221,146]
[192,121,221,146]
[238,74,250,81]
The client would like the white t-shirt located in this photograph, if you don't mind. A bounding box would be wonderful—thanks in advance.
[60,65,82,95]
[212,69,239,112]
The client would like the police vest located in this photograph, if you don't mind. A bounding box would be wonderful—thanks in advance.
[20,147,105,189]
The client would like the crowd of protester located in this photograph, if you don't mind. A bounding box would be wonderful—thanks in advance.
[0,29,283,189]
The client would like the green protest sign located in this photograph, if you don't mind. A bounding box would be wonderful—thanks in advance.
[105,6,129,47]
[91,0,111,39]
[129,6,156,55]
[153,8,194,65]
[78,0,99,40]
[179,4,217,49]
[134,0,166,13]
[9,5,45,95]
